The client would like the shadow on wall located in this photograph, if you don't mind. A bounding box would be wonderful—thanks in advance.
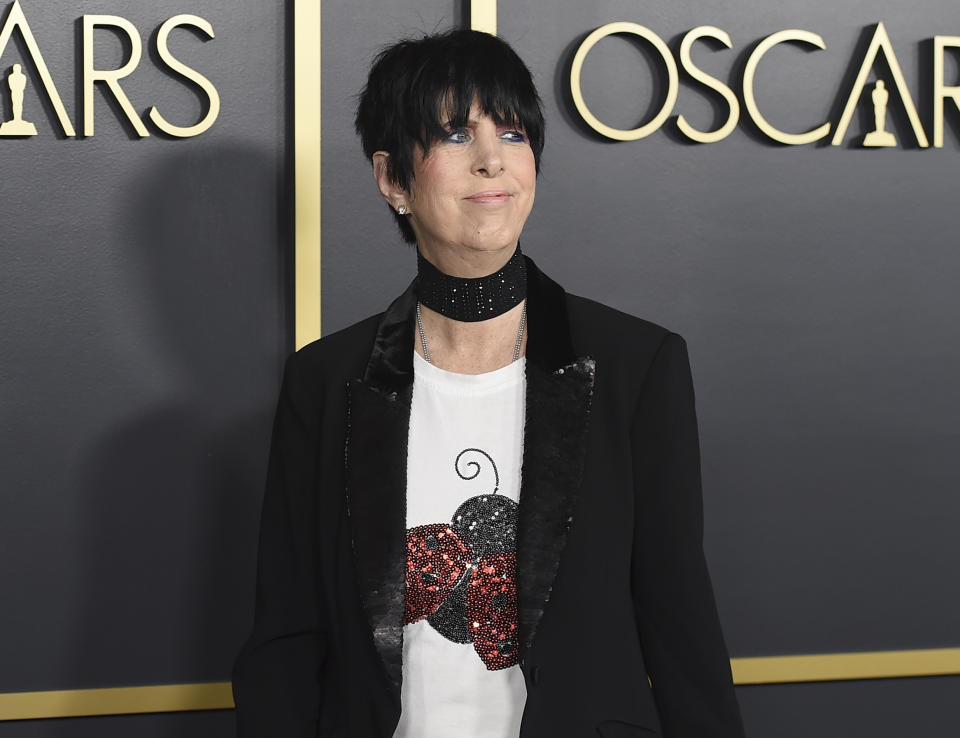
[63,144,288,728]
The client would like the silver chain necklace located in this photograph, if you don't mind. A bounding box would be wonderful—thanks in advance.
[416,301,527,365]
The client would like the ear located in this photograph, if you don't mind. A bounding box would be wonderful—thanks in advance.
[372,152,409,213]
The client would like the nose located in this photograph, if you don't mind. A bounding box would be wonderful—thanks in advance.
[471,128,504,177]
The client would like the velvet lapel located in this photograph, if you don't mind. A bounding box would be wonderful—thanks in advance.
[345,279,417,692]
[344,257,595,693]
[517,258,596,653]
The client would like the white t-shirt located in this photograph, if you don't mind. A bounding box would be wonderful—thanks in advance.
[393,350,528,738]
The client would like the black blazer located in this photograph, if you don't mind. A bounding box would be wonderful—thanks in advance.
[232,256,745,738]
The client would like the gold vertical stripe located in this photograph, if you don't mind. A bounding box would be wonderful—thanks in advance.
[294,0,322,348]
[0,683,233,721]
[470,0,497,35]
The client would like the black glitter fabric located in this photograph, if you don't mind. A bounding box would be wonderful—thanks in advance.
[516,358,595,651]
[452,494,518,559]
[427,574,473,643]
[344,379,412,689]
[416,245,526,322]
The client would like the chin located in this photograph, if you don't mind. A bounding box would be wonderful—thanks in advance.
[463,226,523,252]
[462,237,518,254]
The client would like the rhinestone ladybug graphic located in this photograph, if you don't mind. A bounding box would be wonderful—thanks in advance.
[404,448,519,670]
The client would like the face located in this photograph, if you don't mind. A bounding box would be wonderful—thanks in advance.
[402,105,536,264]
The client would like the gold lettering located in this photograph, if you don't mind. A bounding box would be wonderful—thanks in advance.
[147,15,220,137]
[832,22,928,147]
[82,14,149,137]
[743,29,831,145]
[933,36,960,148]
[470,0,497,36]
[676,26,740,143]
[570,22,678,141]
[0,0,74,136]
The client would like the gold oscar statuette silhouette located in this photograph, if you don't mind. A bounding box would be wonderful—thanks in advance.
[0,64,38,136]
[863,79,896,148]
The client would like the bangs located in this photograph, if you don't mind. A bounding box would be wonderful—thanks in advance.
[414,44,541,151]
[393,31,544,167]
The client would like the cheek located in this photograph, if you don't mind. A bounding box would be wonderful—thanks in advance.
[516,151,537,193]
[411,157,457,205]
[519,177,536,216]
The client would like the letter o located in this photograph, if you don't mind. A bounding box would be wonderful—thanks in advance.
[570,22,679,141]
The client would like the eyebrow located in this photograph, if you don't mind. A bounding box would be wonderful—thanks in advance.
[444,117,525,129]
[443,117,481,127]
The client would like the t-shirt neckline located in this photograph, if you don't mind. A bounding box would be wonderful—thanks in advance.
[412,350,526,393]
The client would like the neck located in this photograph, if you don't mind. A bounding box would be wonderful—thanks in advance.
[414,243,529,373]
[416,241,518,278]
[416,244,526,323]
[415,300,527,374]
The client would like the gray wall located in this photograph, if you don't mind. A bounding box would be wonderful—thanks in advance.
[1,0,287,734]
[3,0,958,735]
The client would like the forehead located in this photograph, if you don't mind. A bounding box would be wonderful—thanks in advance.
[438,90,522,125]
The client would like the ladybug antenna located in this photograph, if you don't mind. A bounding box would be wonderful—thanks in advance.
[454,448,500,495]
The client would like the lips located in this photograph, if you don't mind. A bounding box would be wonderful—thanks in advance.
[465,190,510,203]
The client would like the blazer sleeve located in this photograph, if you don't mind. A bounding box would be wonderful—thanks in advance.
[629,332,745,737]
[232,352,327,737]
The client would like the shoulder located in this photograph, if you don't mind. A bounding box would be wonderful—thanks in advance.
[564,292,679,363]
[562,293,695,409]
[286,312,383,387]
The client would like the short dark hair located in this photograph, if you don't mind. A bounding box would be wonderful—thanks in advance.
[355,29,545,244]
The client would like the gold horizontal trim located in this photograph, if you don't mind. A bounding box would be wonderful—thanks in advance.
[0,682,233,722]
[3,649,960,720]
[731,647,960,685]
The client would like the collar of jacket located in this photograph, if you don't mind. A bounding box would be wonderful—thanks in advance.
[345,254,596,697]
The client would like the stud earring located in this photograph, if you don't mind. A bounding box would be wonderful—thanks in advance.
[397,205,408,215]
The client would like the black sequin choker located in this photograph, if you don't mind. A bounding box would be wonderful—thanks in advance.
[416,245,527,322]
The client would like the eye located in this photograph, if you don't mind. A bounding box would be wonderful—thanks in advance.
[444,127,471,143]
[501,129,527,143]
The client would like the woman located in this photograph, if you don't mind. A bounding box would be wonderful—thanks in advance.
[233,29,744,738]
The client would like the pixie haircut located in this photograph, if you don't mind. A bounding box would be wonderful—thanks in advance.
[355,29,545,244]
